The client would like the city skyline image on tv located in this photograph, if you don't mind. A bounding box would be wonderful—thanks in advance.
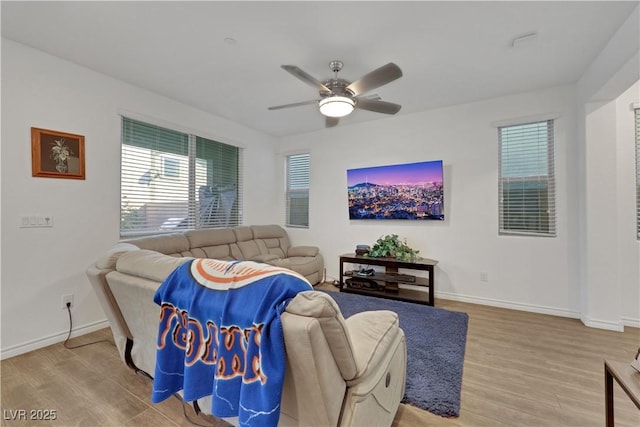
[347,160,444,220]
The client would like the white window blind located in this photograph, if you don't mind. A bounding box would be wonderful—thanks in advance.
[121,117,242,236]
[286,153,310,228]
[635,108,640,239]
[498,120,556,236]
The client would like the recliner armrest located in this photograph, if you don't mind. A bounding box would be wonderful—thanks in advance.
[286,291,358,380]
[344,310,401,382]
[287,245,319,257]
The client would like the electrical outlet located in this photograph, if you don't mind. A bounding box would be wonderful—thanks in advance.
[61,294,74,309]
[20,215,54,228]
[480,272,489,282]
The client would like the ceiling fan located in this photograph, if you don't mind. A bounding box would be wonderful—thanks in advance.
[268,60,403,127]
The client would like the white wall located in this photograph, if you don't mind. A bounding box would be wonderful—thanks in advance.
[576,6,639,330]
[2,5,638,358]
[277,6,640,330]
[580,81,640,329]
[583,100,623,329]
[279,85,582,318]
[0,39,279,358]
[279,79,639,328]
[615,82,640,325]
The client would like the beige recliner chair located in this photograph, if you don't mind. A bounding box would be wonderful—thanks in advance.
[87,249,407,427]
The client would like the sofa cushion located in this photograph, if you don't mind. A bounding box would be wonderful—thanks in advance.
[237,240,261,260]
[269,255,324,279]
[185,228,235,247]
[287,246,319,257]
[189,246,238,260]
[126,233,190,256]
[232,226,262,260]
[185,228,238,260]
[252,254,280,263]
[252,224,291,257]
[232,225,254,241]
[251,224,287,239]
[256,238,287,258]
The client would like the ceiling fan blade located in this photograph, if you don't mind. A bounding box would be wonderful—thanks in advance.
[282,65,332,95]
[268,99,319,110]
[355,98,402,115]
[361,93,382,101]
[325,117,340,128]
[346,63,403,96]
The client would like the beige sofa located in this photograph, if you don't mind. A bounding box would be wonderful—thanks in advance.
[87,228,407,427]
[123,224,324,285]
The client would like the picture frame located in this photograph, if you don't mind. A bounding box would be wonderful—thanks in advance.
[31,127,85,180]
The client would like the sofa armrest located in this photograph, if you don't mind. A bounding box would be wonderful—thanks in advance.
[288,245,319,257]
[86,265,133,360]
[344,310,401,382]
[250,253,280,263]
[94,243,140,269]
[116,250,191,282]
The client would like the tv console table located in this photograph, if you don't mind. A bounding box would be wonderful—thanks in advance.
[339,253,438,306]
[604,359,640,427]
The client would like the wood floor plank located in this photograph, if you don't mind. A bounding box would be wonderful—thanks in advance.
[123,408,181,427]
[2,293,638,426]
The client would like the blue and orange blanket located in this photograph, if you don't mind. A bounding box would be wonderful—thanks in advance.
[151,258,312,427]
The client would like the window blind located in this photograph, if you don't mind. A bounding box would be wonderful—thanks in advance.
[286,153,310,228]
[635,108,640,239]
[121,117,242,236]
[498,120,556,236]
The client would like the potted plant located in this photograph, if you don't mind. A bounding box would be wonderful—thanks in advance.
[365,234,420,261]
[50,138,73,173]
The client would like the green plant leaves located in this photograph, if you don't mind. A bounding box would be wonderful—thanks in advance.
[365,234,420,261]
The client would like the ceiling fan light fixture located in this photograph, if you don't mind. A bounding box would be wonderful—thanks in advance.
[318,96,355,117]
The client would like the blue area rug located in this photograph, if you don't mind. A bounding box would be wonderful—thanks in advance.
[322,290,468,417]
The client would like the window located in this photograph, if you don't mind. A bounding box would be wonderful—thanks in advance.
[120,117,242,236]
[498,120,556,236]
[285,153,310,228]
[161,156,180,179]
[635,108,640,239]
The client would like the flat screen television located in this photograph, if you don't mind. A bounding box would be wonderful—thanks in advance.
[347,160,444,220]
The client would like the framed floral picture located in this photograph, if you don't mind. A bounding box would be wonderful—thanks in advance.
[31,127,85,180]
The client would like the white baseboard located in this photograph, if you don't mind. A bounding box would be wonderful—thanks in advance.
[436,291,582,319]
[438,291,640,332]
[621,317,640,329]
[0,319,110,360]
[580,315,624,332]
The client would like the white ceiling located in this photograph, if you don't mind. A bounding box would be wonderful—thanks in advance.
[1,1,637,137]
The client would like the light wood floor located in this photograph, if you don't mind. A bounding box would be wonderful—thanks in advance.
[1,293,639,426]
